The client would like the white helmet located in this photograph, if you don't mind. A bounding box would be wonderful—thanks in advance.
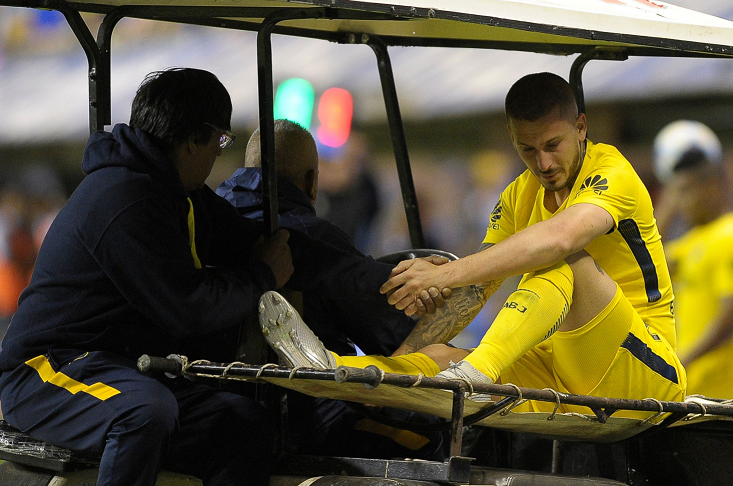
[653,120,722,185]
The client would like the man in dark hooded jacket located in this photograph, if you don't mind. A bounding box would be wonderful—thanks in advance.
[0,68,288,486]
[216,119,447,461]
[0,69,395,486]
[217,119,414,357]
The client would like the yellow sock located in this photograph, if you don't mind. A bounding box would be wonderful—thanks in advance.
[334,352,441,376]
[463,261,574,381]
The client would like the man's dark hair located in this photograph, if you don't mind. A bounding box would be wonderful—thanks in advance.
[130,68,232,148]
[505,72,578,122]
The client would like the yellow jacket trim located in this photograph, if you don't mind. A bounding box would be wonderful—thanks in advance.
[25,355,121,401]
[187,197,202,269]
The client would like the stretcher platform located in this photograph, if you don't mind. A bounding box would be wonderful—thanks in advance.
[263,372,726,443]
[2,355,733,486]
[147,356,733,444]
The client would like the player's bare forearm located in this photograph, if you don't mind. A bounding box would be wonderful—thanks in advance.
[442,279,505,342]
[392,278,504,356]
[382,205,614,314]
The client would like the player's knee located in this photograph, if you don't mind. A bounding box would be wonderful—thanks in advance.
[558,252,618,332]
[565,251,603,281]
[565,251,615,294]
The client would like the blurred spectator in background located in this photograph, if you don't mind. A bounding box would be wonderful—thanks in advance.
[0,8,181,57]
[0,219,34,318]
[451,149,523,349]
[315,131,380,253]
[462,149,518,240]
[0,164,66,330]
[653,120,733,398]
[367,152,479,259]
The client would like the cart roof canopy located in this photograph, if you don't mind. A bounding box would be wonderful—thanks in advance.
[2,0,733,142]
[12,0,733,57]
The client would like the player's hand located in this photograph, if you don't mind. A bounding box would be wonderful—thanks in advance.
[380,258,451,316]
[413,287,454,317]
[412,256,453,317]
[421,255,450,266]
[252,229,293,289]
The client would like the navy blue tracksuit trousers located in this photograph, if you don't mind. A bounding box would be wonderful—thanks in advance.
[0,350,275,486]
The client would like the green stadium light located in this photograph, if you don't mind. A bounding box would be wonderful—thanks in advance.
[273,78,315,130]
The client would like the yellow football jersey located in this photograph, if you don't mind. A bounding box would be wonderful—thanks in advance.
[483,140,676,347]
[666,212,733,398]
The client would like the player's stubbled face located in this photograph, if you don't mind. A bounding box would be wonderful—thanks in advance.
[509,107,587,196]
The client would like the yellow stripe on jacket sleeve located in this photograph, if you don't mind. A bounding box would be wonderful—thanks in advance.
[25,355,121,401]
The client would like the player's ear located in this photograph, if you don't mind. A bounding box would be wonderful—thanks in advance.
[576,113,587,142]
[506,118,517,144]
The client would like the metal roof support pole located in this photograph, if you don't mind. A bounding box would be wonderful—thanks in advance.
[367,37,426,249]
[569,48,629,115]
[95,9,127,131]
[257,8,327,236]
[59,9,104,134]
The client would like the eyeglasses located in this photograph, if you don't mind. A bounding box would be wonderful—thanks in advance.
[204,122,236,150]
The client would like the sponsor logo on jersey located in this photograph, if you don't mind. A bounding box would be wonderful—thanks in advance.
[577,174,609,197]
[489,201,502,229]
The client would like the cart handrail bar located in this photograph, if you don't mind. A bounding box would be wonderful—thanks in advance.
[138,355,733,419]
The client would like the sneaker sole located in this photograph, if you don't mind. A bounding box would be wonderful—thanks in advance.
[258,291,335,370]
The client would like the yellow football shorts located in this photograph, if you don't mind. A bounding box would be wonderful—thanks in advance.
[500,285,686,419]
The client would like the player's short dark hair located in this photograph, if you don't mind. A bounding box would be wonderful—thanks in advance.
[505,72,578,122]
[130,68,232,148]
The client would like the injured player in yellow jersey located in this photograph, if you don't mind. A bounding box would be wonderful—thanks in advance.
[259,251,685,418]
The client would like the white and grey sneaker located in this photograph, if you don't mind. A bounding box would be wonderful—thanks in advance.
[259,291,337,370]
[436,360,494,401]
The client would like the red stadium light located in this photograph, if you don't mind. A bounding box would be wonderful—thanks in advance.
[316,88,353,148]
